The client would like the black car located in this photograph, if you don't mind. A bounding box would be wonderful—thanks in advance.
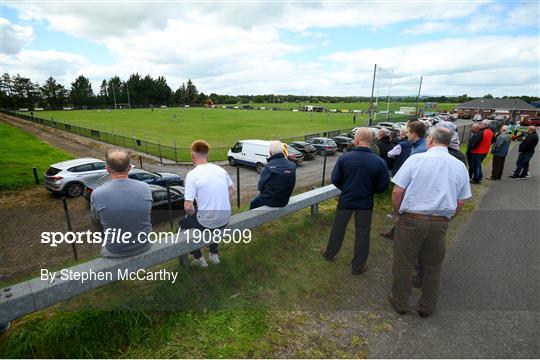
[305,137,338,156]
[288,141,318,160]
[331,136,354,152]
[83,168,183,202]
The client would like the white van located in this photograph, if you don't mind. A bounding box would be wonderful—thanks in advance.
[227,140,270,173]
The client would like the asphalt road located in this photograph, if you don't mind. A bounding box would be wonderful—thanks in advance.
[372,145,540,358]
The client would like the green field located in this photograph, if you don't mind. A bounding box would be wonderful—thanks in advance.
[20,102,456,161]
[0,121,73,189]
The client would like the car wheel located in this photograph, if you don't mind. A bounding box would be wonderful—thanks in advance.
[256,162,264,174]
[228,156,237,166]
[66,183,84,197]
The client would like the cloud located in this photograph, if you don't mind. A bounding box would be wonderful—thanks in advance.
[402,21,453,36]
[2,49,87,84]
[507,2,540,27]
[0,17,34,54]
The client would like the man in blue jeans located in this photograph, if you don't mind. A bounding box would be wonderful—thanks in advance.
[510,126,538,178]
[250,141,296,209]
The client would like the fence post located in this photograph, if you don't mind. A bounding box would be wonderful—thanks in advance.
[159,141,163,164]
[310,187,319,218]
[236,165,241,208]
[174,140,178,163]
[61,197,79,261]
[32,167,39,184]
[139,155,143,169]
[321,155,327,187]
[166,183,174,230]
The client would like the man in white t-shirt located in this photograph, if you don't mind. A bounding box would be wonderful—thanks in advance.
[180,140,235,267]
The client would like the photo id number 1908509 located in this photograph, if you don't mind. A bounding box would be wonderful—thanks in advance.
[184,228,252,244]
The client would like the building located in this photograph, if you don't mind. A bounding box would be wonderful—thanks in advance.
[457,98,539,120]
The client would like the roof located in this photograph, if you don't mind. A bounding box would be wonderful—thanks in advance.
[51,157,103,169]
[457,98,538,111]
[239,140,271,146]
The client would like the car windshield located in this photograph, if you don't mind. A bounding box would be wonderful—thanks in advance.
[286,145,301,154]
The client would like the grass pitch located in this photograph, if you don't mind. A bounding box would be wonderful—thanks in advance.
[0,121,73,189]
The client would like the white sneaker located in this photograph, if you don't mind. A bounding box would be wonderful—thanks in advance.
[208,252,221,265]
[191,256,208,268]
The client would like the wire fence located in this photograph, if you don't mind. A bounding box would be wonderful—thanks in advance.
[1,109,412,163]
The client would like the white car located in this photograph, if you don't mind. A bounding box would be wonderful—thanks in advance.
[44,158,107,197]
[227,140,303,173]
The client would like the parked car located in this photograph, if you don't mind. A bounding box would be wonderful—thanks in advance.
[285,145,304,165]
[521,117,540,126]
[149,184,185,208]
[393,122,408,131]
[44,158,107,197]
[305,137,338,156]
[375,122,395,130]
[227,140,302,173]
[83,169,184,202]
[331,136,354,152]
[288,141,318,160]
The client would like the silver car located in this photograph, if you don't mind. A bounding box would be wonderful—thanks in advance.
[44,158,107,197]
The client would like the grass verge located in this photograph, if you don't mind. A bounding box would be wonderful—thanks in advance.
[0,121,72,189]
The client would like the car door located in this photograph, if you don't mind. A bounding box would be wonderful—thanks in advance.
[229,141,246,164]
[69,163,102,184]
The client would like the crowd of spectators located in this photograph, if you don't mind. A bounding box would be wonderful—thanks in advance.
[39,117,534,329]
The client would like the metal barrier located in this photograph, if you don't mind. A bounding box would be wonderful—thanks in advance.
[0,185,340,323]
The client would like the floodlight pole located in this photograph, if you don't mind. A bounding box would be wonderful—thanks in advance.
[386,70,393,121]
[111,85,117,109]
[126,85,131,109]
[368,64,377,126]
[415,76,423,117]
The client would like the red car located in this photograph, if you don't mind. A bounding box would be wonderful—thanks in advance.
[521,117,540,126]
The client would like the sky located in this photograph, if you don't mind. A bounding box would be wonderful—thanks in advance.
[1,0,539,97]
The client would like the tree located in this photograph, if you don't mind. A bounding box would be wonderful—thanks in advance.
[175,83,187,104]
[0,73,13,109]
[185,79,198,105]
[70,75,94,107]
[457,94,470,103]
[40,76,68,109]
[483,94,494,99]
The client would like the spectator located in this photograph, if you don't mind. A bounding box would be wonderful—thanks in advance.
[487,125,511,180]
[181,140,235,267]
[250,141,296,209]
[389,130,400,145]
[469,120,494,184]
[407,120,427,155]
[435,121,467,166]
[510,126,538,179]
[375,128,394,169]
[466,123,482,178]
[388,129,413,176]
[321,128,390,275]
[387,127,471,318]
[91,149,152,257]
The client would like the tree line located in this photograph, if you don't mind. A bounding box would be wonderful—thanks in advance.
[0,72,537,110]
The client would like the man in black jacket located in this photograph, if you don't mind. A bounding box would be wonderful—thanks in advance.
[375,128,394,169]
[510,126,538,178]
[250,141,296,209]
[322,128,390,275]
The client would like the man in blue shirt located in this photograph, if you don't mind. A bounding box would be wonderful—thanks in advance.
[407,120,427,155]
[322,128,390,275]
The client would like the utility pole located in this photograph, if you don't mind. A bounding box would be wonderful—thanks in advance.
[386,70,393,121]
[126,85,131,109]
[415,76,423,117]
[368,64,377,126]
[111,85,117,109]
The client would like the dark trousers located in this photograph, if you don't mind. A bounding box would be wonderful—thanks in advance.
[179,213,218,259]
[466,152,473,178]
[491,155,506,180]
[513,152,533,178]
[250,195,265,209]
[391,215,449,314]
[324,201,373,272]
[471,153,486,182]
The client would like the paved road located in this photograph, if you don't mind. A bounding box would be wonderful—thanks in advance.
[372,145,540,358]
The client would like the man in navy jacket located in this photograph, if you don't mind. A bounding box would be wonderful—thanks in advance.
[250,141,296,209]
[322,128,390,275]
